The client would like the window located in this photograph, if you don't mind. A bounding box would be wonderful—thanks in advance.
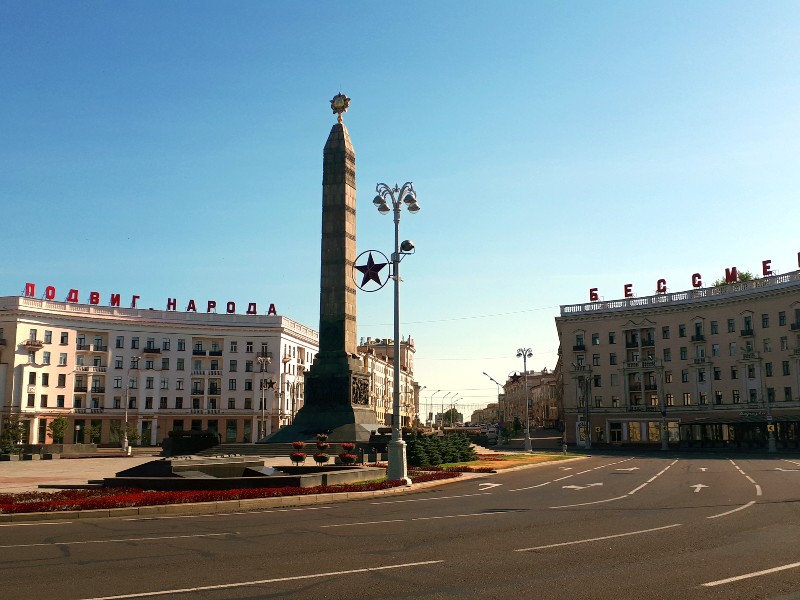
[228,379,237,391]
[710,321,719,335]
[785,387,793,402]
[781,336,789,351]
[41,373,49,387]
[662,326,670,339]
[176,378,184,390]
[663,348,671,362]
[162,358,169,370]
[699,392,707,405]
[60,332,69,345]
[729,342,737,356]
[40,394,48,407]
[679,325,686,338]
[145,397,153,409]
[116,336,124,348]
[762,313,770,328]
[131,337,139,349]
[28,372,36,385]
[679,347,687,360]
[711,344,720,357]
[609,353,617,365]
[246,341,254,353]
[665,393,674,407]
[161,377,169,389]
[749,389,758,403]
[244,379,253,391]
[698,369,706,383]
[177,358,185,371]
[230,360,238,372]
[748,365,755,379]
[591,333,600,346]
[177,338,186,351]
[113,377,122,389]
[714,391,723,405]
[575,334,585,347]
[59,353,67,366]
[245,360,253,372]
[160,397,168,409]
[727,319,735,333]
[593,375,601,388]
[114,356,123,369]
[244,398,252,410]
[765,363,773,377]
[731,366,738,380]
[128,397,136,409]
[146,338,156,350]
[783,361,790,376]
[592,354,600,366]
[664,371,673,383]
[779,311,786,326]
[162,337,171,350]
[608,332,616,344]
[594,396,602,408]
[732,390,740,404]
[767,388,775,403]
[610,373,618,386]
[175,397,184,409]
[228,399,236,409]
[764,339,772,353]
[209,399,217,410]
[129,377,138,389]
[57,374,66,387]
[42,351,51,365]
[681,370,689,383]
[44,330,52,343]
[713,367,721,381]
[230,341,238,352]
[683,392,692,406]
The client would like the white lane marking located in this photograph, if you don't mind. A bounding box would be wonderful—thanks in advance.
[730,459,762,499]
[775,468,800,472]
[0,521,72,528]
[0,532,237,549]
[577,469,592,475]
[691,484,708,493]
[702,561,800,587]
[514,524,682,551]
[563,483,603,490]
[783,459,800,468]
[77,560,445,599]
[745,475,757,484]
[627,459,678,495]
[478,483,502,490]
[559,467,573,470]
[371,492,491,505]
[707,500,756,520]
[553,475,574,482]
[616,467,639,472]
[756,485,762,496]
[124,506,333,521]
[321,510,521,528]
[549,495,629,509]
[509,481,551,492]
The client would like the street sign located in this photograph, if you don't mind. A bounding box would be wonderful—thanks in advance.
[595,427,601,433]
[767,424,775,432]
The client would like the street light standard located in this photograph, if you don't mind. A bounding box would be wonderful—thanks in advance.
[122,355,142,453]
[429,390,441,428]
[483,372,505,425]
[373,181,420,484]
[257,355,271,440]
[516,348,533,452]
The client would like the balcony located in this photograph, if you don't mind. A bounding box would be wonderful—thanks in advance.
[22,339,44,350]
[641,338,655,347]
[209,350,223,357]
[191,388,204,395]
[90,387,106,393]
[740,329,755,337]
[74,386,88,392]
[207,370,222,376]
[691,335,705,342]
[74,407,105,414]
[75,365,107,373]
[208,387,221,395]
[791,323,800,331]
[625,340,639,349]
[191,369,206,376]
[792,347,800,357]
[0,338,6,346]
[92,344,108,352]
[572,344,586,352]
[629,382,642,391]
[644,384,658,391]
[741,351,761,361]
[75,343,91,351]
[192,350,207,356]
[143,347,161,354]
[693,357,709,364]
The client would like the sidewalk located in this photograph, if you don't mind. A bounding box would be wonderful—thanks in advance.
[0,453,299,494]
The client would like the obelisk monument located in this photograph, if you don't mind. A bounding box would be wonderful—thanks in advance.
[265,94,379,442]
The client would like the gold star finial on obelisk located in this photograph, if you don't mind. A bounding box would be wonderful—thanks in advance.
[330,92,350,123]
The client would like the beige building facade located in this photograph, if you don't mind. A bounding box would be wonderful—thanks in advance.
[358,337,419,428]
[0,296,317,447]
[556,270,800,449]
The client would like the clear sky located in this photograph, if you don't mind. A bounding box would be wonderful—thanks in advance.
[2,1,799,419]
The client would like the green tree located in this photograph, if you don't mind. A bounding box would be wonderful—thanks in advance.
[1,417,26,453]
[86,424,102,444]
[423,435,442,466]
[47,416,68,443]
[712,270,758,287]
[406,432,429,467]
[442,408,459,427]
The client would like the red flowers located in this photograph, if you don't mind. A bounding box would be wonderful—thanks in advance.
[291,441,306,450]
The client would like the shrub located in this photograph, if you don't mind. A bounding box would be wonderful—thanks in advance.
[292,441,306,450]
[313,452,330,464]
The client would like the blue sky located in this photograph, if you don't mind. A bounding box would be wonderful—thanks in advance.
[2,1,799,418]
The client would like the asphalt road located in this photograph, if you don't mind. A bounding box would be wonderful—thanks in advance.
[2,453,800,600]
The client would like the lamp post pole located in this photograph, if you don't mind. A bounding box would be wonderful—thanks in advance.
[257,356,271,440]
[517,348,533,452]
[122,355,141,453]
[373,182,420,484]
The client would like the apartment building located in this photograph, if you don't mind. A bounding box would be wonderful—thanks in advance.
[358,337,420,428]
[0,296,317,446]
[556,270,800,449]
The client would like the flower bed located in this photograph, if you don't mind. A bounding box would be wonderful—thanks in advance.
[416,465,495,473]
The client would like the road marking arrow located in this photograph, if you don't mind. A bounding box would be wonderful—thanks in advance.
[563,483,603,490]
[616,467,639,471]
[478,483,502,489]
[691,484,708,493]
[698,468,708,472]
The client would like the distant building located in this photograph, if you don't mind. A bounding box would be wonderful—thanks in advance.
[556,270,800,448]
[471,402,500,425]
[502,369,557,432]
[0,296,317,446]
[358,337,420,428]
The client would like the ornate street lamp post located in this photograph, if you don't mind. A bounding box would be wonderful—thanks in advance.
[516,348,533,452]
[122,355,142,453]
[373,182,420,484]
[257,355,271,440]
